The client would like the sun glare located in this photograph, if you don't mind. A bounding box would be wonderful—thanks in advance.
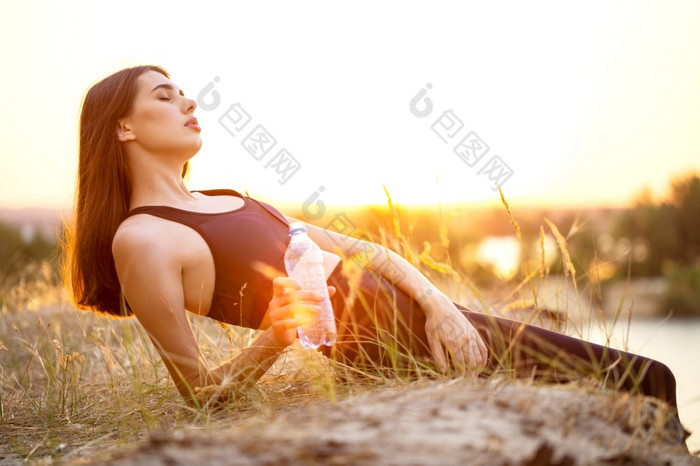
[475,236,521,280]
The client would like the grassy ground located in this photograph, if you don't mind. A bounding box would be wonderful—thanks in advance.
[0,277,320,462]
[1,278,694,465]
[0,196,695,463]
[0,258,430,462]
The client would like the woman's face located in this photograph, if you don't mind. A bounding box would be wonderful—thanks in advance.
[117,70,202,160]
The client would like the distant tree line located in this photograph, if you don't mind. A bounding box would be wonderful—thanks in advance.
[614,173,700,276]
[614,173,700,316]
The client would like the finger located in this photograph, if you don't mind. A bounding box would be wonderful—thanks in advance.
[291,304,320,327]
[426,332,447,373]
[449,339,469,372]
[461,322,487,368]
[286,290,327,305]
[272,276,300,296]
[441,329,465,366]
[272,300,320,319]
[274,288,325,308]
[441,320,468,370]
[307,290,328,302]
[272,317,300,331]
[467,339,481,368]
[453,333,482,372]
[269,303,293,321]
[471,331,488,368]
[327,286,336,298]
[269,305,293,327]
[458,335,474,366]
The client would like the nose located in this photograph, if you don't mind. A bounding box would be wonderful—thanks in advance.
[183,96,197,113]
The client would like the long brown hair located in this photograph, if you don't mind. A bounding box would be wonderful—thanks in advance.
[63,65,189,316]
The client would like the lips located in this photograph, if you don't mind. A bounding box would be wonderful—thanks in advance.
[185,117,201,132]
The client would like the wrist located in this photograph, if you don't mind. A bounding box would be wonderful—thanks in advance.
[265,326,295,350]
[417,288,451,316]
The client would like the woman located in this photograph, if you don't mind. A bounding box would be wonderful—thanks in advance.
[64,66,683,431]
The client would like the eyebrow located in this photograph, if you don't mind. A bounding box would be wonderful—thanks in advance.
[151,83,185,97]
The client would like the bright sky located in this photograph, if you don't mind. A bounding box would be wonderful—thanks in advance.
[1,1,699,210]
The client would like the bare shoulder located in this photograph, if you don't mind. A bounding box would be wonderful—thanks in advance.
[111,215,187,313]
[112,215,181,265]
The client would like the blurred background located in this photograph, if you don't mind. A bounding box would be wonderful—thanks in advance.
[1,0,698,451]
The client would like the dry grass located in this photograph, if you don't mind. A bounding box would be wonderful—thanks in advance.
[0,289,353,462]
[0,264,425,462]
[0,192,691,463]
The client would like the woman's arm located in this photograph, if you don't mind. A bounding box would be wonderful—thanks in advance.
[112,222,325,404]
[287,217,488,372]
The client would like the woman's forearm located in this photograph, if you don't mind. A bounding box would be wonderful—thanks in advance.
[199,328,287,396]
[352,243,447,315]
[301,219,444,309]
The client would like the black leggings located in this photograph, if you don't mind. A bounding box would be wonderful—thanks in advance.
[325,266,678,411]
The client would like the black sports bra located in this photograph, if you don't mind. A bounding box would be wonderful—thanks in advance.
[123,189,290,328]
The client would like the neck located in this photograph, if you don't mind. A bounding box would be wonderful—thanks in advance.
[126,149,194,209]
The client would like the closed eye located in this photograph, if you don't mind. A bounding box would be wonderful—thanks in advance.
[151,83,185,98]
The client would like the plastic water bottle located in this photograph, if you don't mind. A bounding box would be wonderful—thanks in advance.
[283,222,337,349]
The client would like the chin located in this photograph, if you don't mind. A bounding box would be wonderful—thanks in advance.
[184,139,203,158]
[172,144,202,163]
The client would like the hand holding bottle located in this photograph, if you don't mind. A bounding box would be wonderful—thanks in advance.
[267,276,336,348]
[284,222,338,349]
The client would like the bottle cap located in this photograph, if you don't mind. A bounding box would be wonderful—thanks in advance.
[289,221,307,235]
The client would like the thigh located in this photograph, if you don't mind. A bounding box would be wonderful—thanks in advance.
[325,268,432,367]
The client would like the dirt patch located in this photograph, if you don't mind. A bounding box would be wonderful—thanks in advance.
[85,379,696,466]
